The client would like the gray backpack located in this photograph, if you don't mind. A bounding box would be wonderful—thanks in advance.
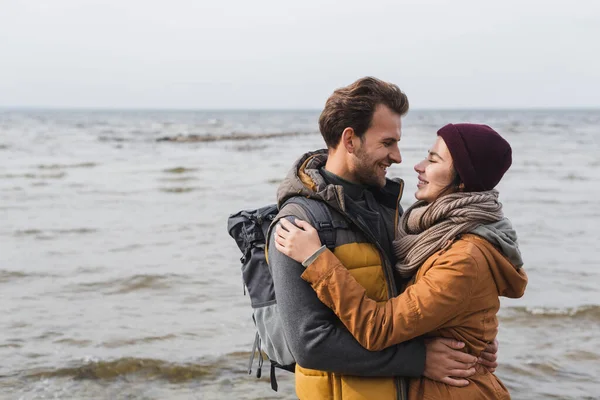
[227,197,342,390]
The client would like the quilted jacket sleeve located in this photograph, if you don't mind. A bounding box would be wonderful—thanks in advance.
[301,247,480,351]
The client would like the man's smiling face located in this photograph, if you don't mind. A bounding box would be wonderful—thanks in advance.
[351,104,403,188]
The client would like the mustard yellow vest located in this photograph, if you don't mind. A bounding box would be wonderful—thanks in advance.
[295,242,401,400]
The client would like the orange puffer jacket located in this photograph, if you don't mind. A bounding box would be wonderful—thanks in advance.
[301,233,528,400]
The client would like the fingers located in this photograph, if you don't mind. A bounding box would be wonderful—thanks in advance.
[445,359,476,370]
[274,233,287,251]
[450,350,478,365]
[484,339,499,354]
[447,367,476,378]
[276,218,315,243]
[436,338,465,350]
[275,225,288,239]
[479,340,499,370]
[479,350,497,363]
[294,218,315,231]
[440,377,470,387]
[278,218,298,232]
[478,354,498,370]
[274,234,296,260]
[274,223,292,250]
[274,240,286,256]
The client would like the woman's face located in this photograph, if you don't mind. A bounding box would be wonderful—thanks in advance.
[414,136,458,203]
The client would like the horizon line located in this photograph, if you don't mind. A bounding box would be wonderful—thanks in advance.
[1,106,599,112]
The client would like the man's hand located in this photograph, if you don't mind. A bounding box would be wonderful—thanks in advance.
[478,339,499,372]
[423,338,477,387]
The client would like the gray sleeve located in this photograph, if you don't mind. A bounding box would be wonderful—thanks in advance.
[268,216,426,377]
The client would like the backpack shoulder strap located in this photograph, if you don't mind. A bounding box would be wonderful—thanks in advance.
[280,197,347,250]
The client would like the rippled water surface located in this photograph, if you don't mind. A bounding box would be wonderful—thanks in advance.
[1,109,599,399]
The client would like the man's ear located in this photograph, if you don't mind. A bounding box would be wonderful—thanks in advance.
[341,127,357,154]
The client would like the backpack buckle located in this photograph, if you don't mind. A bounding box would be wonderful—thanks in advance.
[319,222,333,230]
[318,222,335,249]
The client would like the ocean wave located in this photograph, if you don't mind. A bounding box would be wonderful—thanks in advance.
[564,350,599,361]
[108,243,144,252]
[0,343,22,349]
[14,228,98,240]
[163,167,197,174]
[98,136,130,143]
[156,131,315,143]
[74,266,107,274]
[23,352,255,383]
[0,270,59,283]
[159,187,202,193]
[37,162,97,169]
[230,143,268,152]
[500,305,600,322]
[108,241,172,253]
[502,358,596,384]
[15,228,97,235]
[65,274,191,295]
[502,361,562,378]
[53,338,94,347]
[562,173,591,181]
[1,172,67,179]
[0,270,29,283]
[101,334,177,349]
[25,358,213,383]
[158,176,198,182]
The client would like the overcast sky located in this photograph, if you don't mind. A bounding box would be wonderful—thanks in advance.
[1,0,598,109]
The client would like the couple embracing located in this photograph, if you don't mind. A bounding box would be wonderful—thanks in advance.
[267,77,527,400]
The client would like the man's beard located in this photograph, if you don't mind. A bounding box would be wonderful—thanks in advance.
[354,147,386,188]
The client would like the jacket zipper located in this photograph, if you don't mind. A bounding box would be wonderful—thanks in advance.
[394,179,405,233]
[337,209,406,400]
[395,179,406,400]
[332,185,407,400]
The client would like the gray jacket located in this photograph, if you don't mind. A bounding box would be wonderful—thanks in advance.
[267,150,426,379]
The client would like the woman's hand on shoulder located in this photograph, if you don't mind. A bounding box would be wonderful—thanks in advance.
[274,218,323,264]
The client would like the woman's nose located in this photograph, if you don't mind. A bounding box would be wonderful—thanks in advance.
[414,160,425,173]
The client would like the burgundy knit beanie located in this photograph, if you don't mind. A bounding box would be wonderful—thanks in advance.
[437,123,512,192]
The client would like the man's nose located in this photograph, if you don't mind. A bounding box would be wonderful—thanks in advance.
[389,145,402,164]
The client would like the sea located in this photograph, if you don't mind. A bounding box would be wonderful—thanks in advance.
[1,108,599,399]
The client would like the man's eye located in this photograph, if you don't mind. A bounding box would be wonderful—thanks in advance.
[427,159,436,163]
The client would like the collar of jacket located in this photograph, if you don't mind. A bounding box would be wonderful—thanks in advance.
[277,149,403,214]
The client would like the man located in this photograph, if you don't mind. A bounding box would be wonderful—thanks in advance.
[267,77,497,400]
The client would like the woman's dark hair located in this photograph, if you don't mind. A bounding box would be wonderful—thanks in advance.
[436,165,464,200]
[449,168,463,192]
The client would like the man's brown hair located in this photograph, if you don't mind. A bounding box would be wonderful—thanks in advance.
[318,77,409,149]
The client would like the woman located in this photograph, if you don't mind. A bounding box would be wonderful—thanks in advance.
[274,123,528,399]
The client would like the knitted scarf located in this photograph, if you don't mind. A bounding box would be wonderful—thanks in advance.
[393,190,504,278]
